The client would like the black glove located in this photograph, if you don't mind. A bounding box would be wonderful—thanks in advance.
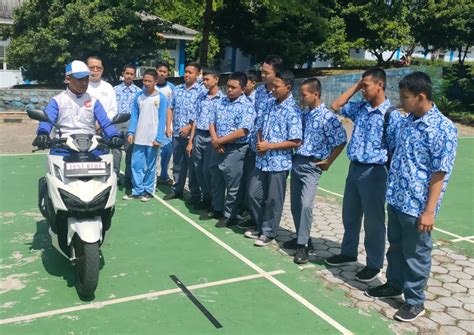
[110,136,124,148]
[32,134,50,149]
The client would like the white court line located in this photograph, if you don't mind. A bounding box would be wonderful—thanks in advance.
[450,236,474,243]
[0,270,284,326]
[318,187,473,244]
[151,194,353,335]
[0,152,46,157]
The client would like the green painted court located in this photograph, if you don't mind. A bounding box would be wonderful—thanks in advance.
[0,136,472,334]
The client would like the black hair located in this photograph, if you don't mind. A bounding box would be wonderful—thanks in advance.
[228,72,248,89]
[245,69,258,83]
[202,68,220,78]
[87,55,102,64]
[122,64,136,72]
[275,70,295,89]
[399,71,432,100]
[362,67,386,90]
[155,61,170,71]
[143,69,158,80]
[186,62,202,72]
[302,77,322,96]
[263,54,284,72]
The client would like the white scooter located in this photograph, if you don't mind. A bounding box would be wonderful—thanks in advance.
[28,109,129,299]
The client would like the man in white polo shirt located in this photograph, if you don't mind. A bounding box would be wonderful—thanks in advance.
[86,56,118,121]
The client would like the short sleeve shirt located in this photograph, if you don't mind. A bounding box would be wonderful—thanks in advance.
[170,83,201,137]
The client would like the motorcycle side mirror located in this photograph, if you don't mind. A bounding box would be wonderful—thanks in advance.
[26,108,50,122]
[112,113,130,125]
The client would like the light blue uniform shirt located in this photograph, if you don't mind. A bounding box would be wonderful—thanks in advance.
[386,105,457,217]
[213,94,255,144]
[170,82,201,137]
[114,82,141,115]
[255,94,302,172]
[340,98,393,164]
[297,103,347,160]
[195,90,225,131]
[250,85,275,152]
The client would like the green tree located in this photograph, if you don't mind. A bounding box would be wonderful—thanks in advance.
[214,0,329,68]
[342,0,412,66]
[313,15,350,66]
[409,0,473,66]
[6,0,168,83]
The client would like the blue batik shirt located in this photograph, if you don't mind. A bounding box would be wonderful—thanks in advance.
[250,85,275,152]
[256,94,302,172]
[170,82,201,137]
[386,105,457,217]
[196,90,225,131]
[340,98,394,164]
[114,82,141,115]
[297,103,347,160]
[213,94,255,144]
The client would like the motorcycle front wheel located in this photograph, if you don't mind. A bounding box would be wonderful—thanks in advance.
[74,237,100,299]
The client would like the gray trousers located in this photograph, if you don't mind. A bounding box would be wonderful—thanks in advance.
[248,168,289,238]
[209,143,248,218]
[191,129,212,201]
[172,137,199,197]
[341,161,387,269]
[386,204,432,307]
[290,155,322,245]
[112,122,132,182]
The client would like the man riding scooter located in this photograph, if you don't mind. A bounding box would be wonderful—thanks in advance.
[31,60,124,298]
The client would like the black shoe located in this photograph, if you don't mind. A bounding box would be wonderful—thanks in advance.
[364,283,403,299]
[163,192,183,200]
[324,254,357,266]
[194,200,211,210]
[236,219,257,230]
[215,217,238,228]
[282,238,314,251]
[199,210,223,220]
[294,245,309,264]
[186,196,201,206]
[355,267,380,282]
[140,193,153,202]
[394,303,425,322]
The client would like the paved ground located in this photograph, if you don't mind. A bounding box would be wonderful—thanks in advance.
[275,191,474,334]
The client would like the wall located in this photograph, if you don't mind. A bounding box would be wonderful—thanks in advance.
[292,66,443,108]
[0,88,61,112]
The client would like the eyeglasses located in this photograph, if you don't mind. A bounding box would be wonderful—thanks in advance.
[88,66,103,70]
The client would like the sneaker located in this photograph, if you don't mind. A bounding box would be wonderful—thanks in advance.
[236,219,257,230]
[394,303,425,322]
[324,254,357,266]
[364,283,403,299]
[282,238,314,251]
[122,194,141,200]
[294,245,309,264]
[140,193,153,202]
[355,267,380,282]
[244,229,260,239]
[215,218,238,228]
[163,192,183,200]
[199,210,223,220]
[254,235,274,247]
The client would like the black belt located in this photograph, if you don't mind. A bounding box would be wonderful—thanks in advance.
[351,160,384,167]
[196,129,210,135]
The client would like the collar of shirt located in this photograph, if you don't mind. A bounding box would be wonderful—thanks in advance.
[304,103,327,116]
[224,93,248,106]
[364,97,391,114]
[117,82,139,93]
[178,82,199,92]
[205,90,225,101]
[408,103,440,126]
[271,93,296,111]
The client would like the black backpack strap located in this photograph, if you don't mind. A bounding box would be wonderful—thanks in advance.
[383,105,397,135]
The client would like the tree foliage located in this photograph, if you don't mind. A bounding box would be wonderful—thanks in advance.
[7,0,168,83]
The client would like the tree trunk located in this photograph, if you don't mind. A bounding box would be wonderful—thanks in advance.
[460,45,470,66]
[199,0,213,67]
